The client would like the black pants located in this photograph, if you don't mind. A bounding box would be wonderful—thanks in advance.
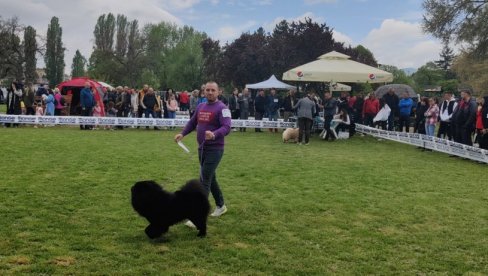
[415,119,426,134]
[437,121,451,140]
[459,127,474,146]
[255,111,263,132]
[398,115,410,132]
[26,107,35,116]
[324,115,334,140]
[478,131,488,149]
[80,108,93,130]
[298,117,313,143]
[364,113,375,127]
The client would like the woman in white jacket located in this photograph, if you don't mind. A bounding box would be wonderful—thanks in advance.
[330,109,350,139]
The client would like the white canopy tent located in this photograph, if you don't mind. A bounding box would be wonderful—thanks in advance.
[245,75,296,90]
[282,51,393,84]
[98,81,115,90]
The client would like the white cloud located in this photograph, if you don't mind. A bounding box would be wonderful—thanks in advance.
[304,0,337,4]
[0,0,181,74]
[362,19,442,68]
[333,30,353,45]
[216,20,257,42]
[160,0,201,10]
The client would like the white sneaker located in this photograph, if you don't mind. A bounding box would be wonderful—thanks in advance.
[210,205,227,217]
[184,220,196,228]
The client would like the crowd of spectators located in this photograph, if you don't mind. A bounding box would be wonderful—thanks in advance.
[2,79,488,149]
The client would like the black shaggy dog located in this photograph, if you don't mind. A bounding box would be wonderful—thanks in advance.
[131,179,210,238]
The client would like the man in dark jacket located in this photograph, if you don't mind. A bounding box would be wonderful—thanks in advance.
[382,88,399,131]
[80,81,95,130]
[6,81,23,127]
[282,89,296,122]
[451,90,477,145]
[322,91,337,141]
[266,89,281,132]
[254,90,266,132]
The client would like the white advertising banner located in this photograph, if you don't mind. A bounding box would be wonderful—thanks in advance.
[0,115,297,129]
[356,124,488,164]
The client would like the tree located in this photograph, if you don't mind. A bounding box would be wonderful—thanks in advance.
[411,62,445,92]
[435,41,456,79]
[45,16,65,86]
[23,25,37,83]
[422,0,488,58]
[71,50,86,77]
[0,17,23,80]
[201,37,222,82]
[94,13,115,52]
[452,51,488,95]
[379,64,414,86]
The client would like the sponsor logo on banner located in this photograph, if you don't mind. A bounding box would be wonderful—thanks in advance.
[174,120,188,126]
[118,118,135,125]
[245,120,262,127]
[369,73,376,80]
[232,121,244,127]
[79,117,97,124]
[263,121,278,128]
[18,116,36,123]
[448,141,465,155]
[0,115,15,123]
[58,117,77,124]
[281,122,296,128]
[466,147,484,159]
[39,117,57,124]
[137,118,154,126]
[155,119,173,126]
[98,118,117,125]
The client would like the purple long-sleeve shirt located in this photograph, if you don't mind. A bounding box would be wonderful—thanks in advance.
[181,100,231,150]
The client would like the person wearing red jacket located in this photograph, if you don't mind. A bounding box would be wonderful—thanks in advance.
[362,93,379,127]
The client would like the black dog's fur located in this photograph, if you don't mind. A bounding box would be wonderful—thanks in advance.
[131,179,210,238]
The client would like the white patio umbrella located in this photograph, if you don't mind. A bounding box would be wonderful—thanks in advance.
[282,51,393,83]
[98,81,115,90]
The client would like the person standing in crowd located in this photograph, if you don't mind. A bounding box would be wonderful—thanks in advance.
[254,90,266,132]
[189,89,199,118]
[6,81,23,127]
[330,108,350,139]
[322,91,337,141]
[293,92,316,145]
[398,92,414,132]
[228,88,240,123]
[227,88,238,132]
[382,88,399,131]
[282,89,296,122]
[238,88,251,132]
[174,81,231,220]
[122,86,132,118]
[142,88,157,118]
[267,89,280,133]
[218,88,228,106]
[130,88,139,118]
[54,88,64,116]
[138,85,149,119]
[451,90,477,145]
[23,82,35,116]
[166,93,178,119]
[478,96,488,150]
[179,90,190,112]
[437,91,457,140]
[197,89,208,105]
[352,92,364,125]
[414,97,429,134]
[80,81,95,130]
[43,90,55,116]
[424,97,439,137]
[362,93,379,127]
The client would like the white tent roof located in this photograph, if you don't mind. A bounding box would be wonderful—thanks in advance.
[98,81,115,90]
[245,75,296,90]
[282,51,393,83]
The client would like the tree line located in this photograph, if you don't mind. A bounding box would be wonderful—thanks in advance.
[1,1,487,95]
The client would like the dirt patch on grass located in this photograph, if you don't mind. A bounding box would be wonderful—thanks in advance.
[8,256,30,265]
[52,256,76,266]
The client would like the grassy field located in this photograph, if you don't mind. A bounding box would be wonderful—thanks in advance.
[0,127,486,275]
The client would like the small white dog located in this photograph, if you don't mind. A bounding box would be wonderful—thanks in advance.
[282,128,299,143]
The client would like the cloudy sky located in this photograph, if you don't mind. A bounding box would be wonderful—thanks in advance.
[0,0,441,72]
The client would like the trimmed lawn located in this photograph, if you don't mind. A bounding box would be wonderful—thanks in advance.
[0,127,487,274]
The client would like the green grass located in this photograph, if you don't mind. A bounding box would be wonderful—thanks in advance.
[0,127,487,274]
